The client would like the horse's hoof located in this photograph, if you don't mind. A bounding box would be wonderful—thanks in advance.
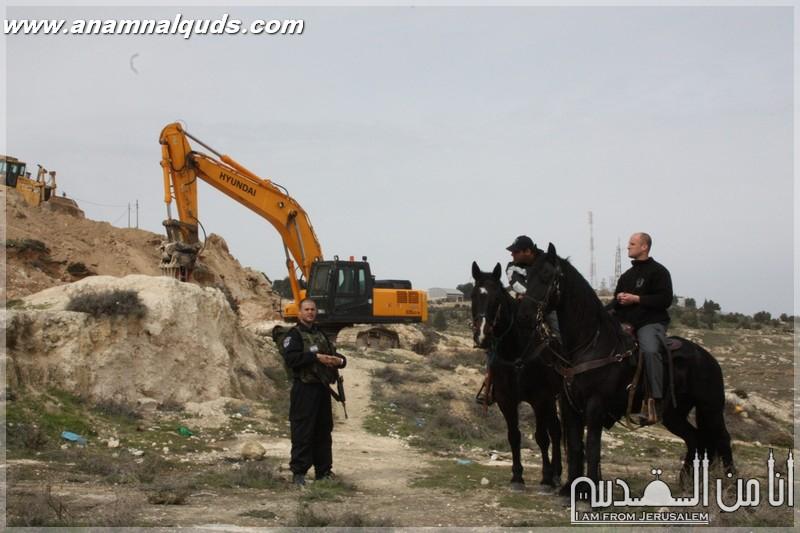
[510,482,526,493]
[536,483,557,495]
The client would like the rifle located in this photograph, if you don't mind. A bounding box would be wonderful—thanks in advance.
[334,375,348,419]
[323,374,348,419]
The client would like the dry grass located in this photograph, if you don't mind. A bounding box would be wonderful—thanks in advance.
[146,478,191,505]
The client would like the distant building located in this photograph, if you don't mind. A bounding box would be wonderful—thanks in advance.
[428,287,464,303]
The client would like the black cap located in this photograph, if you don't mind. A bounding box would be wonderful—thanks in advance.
[506,235,535,252]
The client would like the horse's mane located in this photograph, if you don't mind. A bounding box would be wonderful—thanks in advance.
[555,255,625,346]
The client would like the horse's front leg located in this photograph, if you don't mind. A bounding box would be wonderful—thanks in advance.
[584,397,605,483]
[559,395,584,497]
[532,398,558,488]
[498,399,525,491]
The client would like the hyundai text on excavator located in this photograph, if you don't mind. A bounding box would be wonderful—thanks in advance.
[158,122,427,343]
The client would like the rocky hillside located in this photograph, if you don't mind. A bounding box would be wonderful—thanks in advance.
[5,275,285,404]
[3,187,282,326]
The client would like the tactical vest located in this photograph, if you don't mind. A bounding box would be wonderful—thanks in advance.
[296,327,339,384]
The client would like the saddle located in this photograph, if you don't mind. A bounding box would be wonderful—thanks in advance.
[620,322,683,353]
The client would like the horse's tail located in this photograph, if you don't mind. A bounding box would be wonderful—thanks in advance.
[683,339,735,471]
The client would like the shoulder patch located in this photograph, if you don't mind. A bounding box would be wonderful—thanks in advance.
[282,337,292,349]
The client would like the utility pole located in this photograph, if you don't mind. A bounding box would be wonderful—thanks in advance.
[588,211,597,289]
[127,203,131,228]
[136,199,139,229]
[613,238,622,288]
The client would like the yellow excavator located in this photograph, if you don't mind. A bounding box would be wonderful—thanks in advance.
[158,122,427,342]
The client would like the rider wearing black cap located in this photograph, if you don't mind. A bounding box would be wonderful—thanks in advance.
[476,235,561,405]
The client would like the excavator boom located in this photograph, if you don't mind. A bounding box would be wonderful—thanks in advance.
[159,122,322,299]
[158,122,427,334]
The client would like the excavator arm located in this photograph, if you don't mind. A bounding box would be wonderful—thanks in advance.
[159,122,323,301]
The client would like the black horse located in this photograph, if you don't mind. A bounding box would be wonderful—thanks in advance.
[470,262,562,491]
[519,244,733,495]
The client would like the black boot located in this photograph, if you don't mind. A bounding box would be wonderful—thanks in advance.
[292,473,306,486]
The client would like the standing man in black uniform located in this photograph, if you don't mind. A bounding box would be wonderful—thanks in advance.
[608,232,673,425]
[281,298,346,485]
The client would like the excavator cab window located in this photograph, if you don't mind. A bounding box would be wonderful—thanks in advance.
[332,262,371,317]
[308,264,331,297]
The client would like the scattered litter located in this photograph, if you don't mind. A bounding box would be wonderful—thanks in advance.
[231,413,243,419]
[414,417,426,428]
[456,459,473,465]
[128,448,144,456]
[61,431,87,445]
[60,443,69,450]
[107,437,120,448]
[480,477,490,486]
[177,426,193,437]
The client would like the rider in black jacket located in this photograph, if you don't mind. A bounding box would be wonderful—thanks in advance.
[607,232,673,425]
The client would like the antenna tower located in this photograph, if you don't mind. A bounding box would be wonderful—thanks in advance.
[588,211,597,289]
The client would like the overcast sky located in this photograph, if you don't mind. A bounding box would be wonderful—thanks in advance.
[4,4,796,316]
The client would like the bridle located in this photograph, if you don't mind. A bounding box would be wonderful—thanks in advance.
[472,282,515,348]
[524,260,562,340]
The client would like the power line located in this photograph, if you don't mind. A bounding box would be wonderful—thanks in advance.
[68,196,129,208]
[111,209,128,226]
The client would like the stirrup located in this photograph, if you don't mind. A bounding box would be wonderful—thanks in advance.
[475,382,495,407]
[633,399,660,426]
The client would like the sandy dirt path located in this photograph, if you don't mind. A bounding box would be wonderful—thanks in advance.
[258,355,427,490]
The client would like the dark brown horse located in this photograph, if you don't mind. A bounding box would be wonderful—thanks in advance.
[519,244,733,496]
[471,262,562,491]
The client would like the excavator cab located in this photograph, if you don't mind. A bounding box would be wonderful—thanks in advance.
[307,259,373,323]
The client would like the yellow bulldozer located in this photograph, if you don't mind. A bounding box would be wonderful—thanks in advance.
[1,154,81,214]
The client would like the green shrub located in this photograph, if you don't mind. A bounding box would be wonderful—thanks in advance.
[93,398,141,422]
[66,290,146,318]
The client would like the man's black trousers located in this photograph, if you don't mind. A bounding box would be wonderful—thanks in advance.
[289,380,333,477]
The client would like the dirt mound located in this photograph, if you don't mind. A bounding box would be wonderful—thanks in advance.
[4,274,285,404]
[3,186,281,325]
